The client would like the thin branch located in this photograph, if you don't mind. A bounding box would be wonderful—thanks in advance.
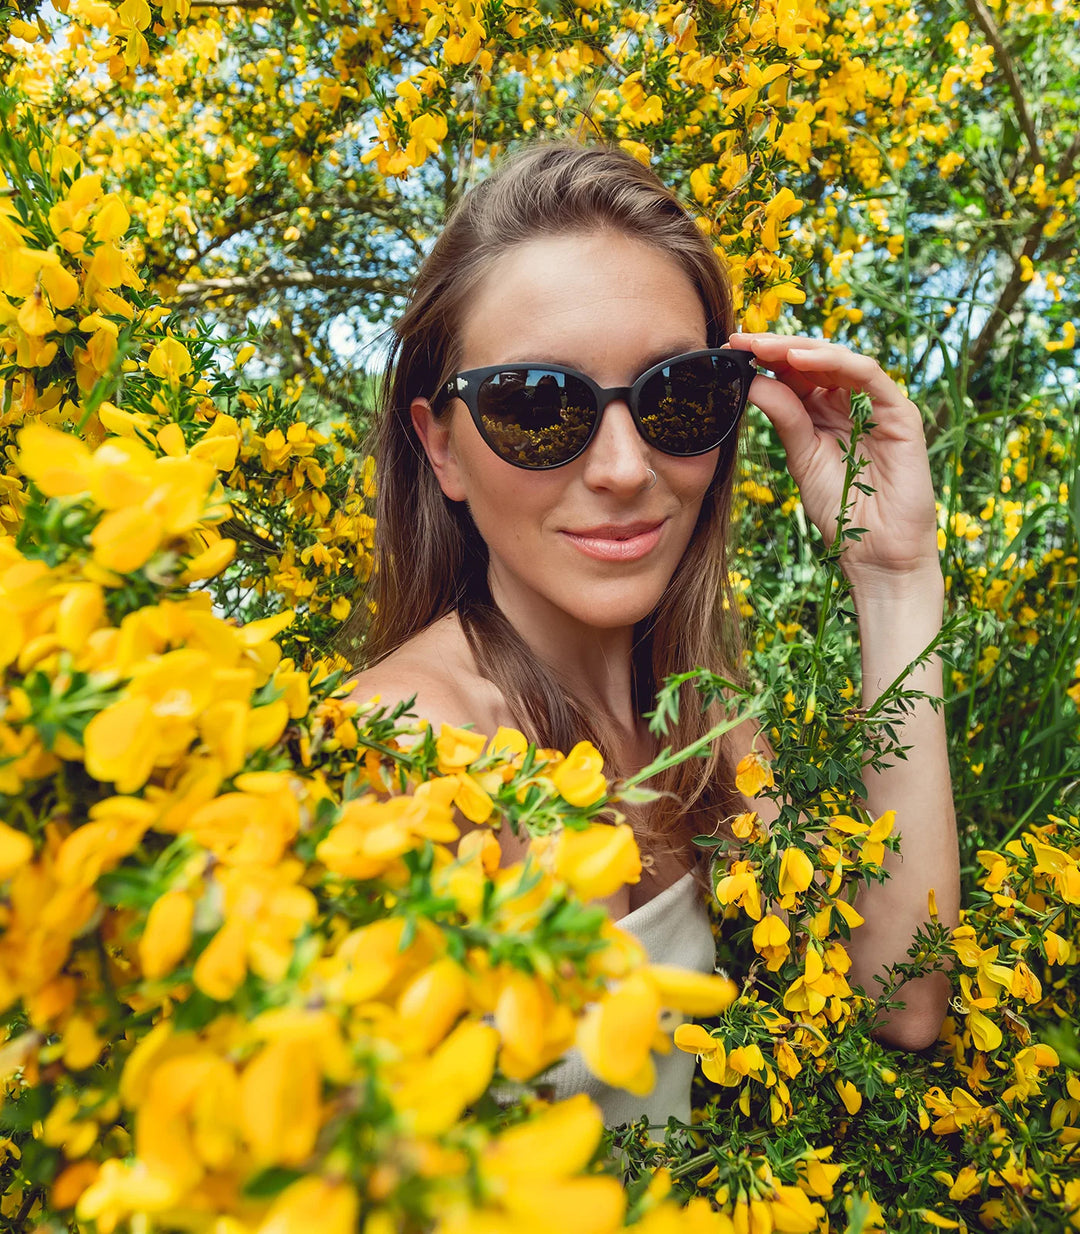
[965,0,1044,169]
[173,269,403,306]
[929,124,1080,427]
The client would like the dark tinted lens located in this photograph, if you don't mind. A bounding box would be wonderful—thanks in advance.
[476,369,595,468]
[637,354,742,454]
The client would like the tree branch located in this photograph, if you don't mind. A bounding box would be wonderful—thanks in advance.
[173,269,403,306]
[963,124,1080,377]
[965,0,1044,169]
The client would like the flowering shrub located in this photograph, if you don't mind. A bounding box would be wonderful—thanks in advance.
[5,0,1077,401]
[2,4,1080,1231]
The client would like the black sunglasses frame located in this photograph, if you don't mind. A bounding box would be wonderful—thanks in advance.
[433,346,756,471]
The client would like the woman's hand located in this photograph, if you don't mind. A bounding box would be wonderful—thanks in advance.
[727,334,941,589]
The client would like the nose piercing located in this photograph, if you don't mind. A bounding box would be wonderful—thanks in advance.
[645,468,657,489]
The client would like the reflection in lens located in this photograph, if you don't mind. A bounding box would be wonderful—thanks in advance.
[638,355,741,454]
[477,369,594,467]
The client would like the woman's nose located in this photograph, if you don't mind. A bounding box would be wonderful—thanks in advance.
[580,399,654,491]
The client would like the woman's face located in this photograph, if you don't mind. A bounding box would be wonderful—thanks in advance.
[412,230,720,634]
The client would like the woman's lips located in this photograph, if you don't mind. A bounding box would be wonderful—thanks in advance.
[560,521,665,561]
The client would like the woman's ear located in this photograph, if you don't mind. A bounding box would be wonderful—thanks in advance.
[410,397,467,502]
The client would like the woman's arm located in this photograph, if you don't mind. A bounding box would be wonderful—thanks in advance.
[840,567,958,1049]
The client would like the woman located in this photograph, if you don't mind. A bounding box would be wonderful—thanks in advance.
[343,142,959,1126]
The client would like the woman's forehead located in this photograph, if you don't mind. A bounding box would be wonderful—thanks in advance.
[457,232,707,371]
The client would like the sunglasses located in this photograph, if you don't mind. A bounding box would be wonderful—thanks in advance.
[433,347,755,470]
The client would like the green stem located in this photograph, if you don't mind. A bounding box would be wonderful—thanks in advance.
[667,1151,716,1181]
[619,705,762,790]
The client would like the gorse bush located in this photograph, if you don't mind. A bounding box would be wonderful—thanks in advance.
[1,0,1079,1230]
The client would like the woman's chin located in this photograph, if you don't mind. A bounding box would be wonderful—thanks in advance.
[555,586,668,631]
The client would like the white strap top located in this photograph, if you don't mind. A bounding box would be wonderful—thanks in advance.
[543,870,717,1130]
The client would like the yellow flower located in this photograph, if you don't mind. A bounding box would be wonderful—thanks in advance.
[752,913,791,971]
[775,1039,802,1080]
[435,723,487,771]
[576,971,659,1094]
[673,1023,728,1083]
[135,1046,240,1189]
[778,846,814,900]
[90,506,164,573]
[731,810,759,839]
[861,810,895,866]
[255,1176,358,1234]
[476,1095,626,1230]
[619,140,652,166]
[494,969,575,1080]
[783,946,850,1018]
[968,1007,1002,1052]
[17,424,94,497]
[76,1159,177,1227]
[715,859,763,921]
[139,890,195,981]
[760,186,803,251]
[17,286,55,336]
[1044,929,1071,964]
[644,965,738,1016]
[179,537,235,582]
[187,780,300,866]
[241,1039,321,1166]
[93,194,131,242]
[482,1093,602,1182]
[54,796,156,888]
[396,957,468,1054]
[451,772,494,824]
[917,1212,961,1229]
[486,725,529,760]
[835,1077,862,1114]
[51,1160,101,1211]
[735,750,775,798]
[771,1183,825,1232]
[193,917,247,1001]
[61,1014,103,1071]
[0,821,33,880]
[555,822,641,900]
[1045,321,1076,351]
[147,337,192,386]
[316,792,458,880]
[323,917,412,1005]
[551,740,607,806]
[56,582,105,651]
[393,1020,499,1136]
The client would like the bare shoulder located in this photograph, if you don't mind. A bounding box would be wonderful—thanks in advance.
[347,613,530,864]
[346,612,514,741]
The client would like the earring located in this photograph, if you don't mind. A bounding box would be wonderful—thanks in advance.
[646,468,657,489]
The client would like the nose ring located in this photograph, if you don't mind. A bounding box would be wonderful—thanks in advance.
[645,468,657,489]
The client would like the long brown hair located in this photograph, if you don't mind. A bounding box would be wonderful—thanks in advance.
[337,141,747,866]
